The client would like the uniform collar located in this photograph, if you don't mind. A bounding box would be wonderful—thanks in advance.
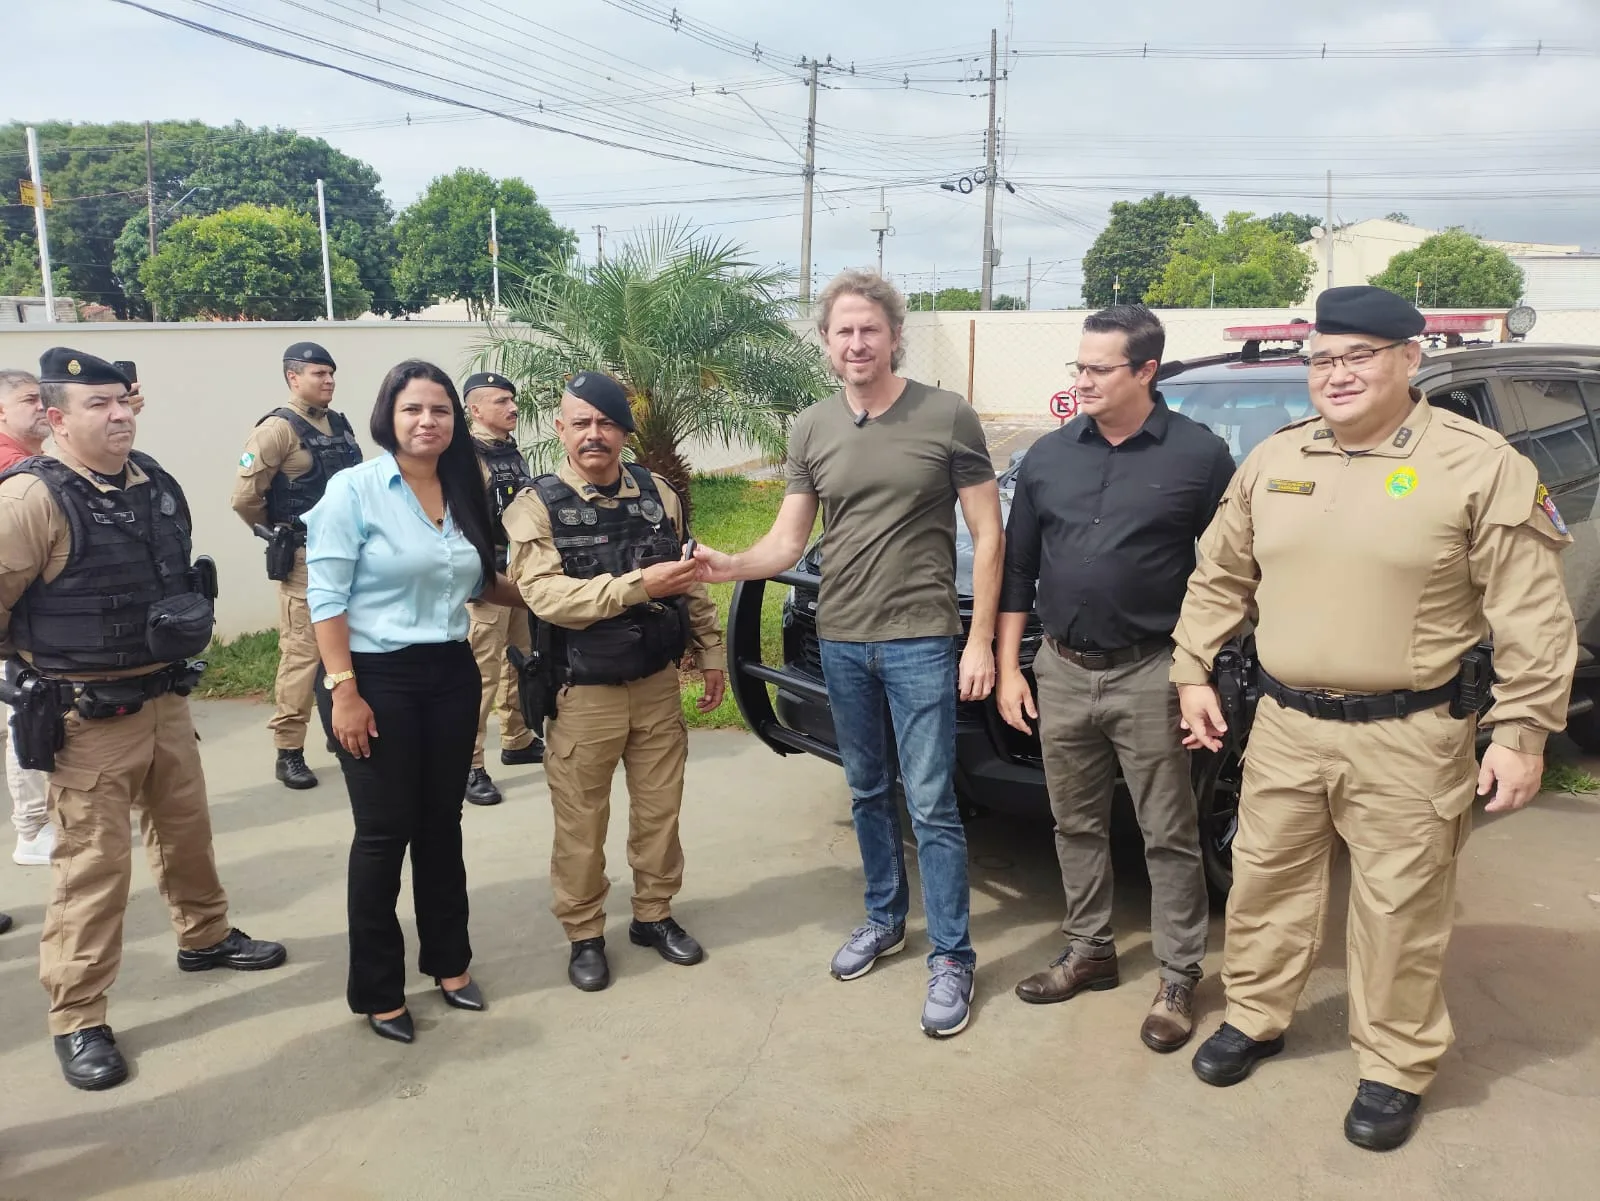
[558,456,640,500]
[286,395,333,425]
[53,445,150,493]
[1300,387,1431,459]
[1075,391,1172,445]
[470,421,515,445]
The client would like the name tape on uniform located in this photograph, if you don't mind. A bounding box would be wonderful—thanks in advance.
[1266,478,1315,495]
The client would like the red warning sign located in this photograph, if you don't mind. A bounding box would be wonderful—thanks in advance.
[1049,388,1079,422]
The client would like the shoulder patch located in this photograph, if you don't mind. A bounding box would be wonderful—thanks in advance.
[238,451,255,469]
[1535,483,1569,535]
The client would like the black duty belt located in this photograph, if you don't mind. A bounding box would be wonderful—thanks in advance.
[1257,666,1455,723]
[1045,637,1169,672]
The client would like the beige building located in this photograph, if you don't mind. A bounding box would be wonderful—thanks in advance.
[1299,218,1580,305]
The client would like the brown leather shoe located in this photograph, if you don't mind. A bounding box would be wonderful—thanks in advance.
[1014,946,1119,1004]
[1140,979,1196,1052]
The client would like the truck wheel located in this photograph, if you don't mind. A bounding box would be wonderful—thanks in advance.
[1563,696,1600,755]
[1192,746,1243,902]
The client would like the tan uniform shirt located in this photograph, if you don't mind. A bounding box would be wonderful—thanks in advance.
[1171,393,1576,754]
[503,459,725,673]
[230,396,341,596]
[0,448,164,679]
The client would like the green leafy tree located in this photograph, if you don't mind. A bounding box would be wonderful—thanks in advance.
[907,287,982,311]
[993,293,1027,310]
[1,121,400,317]
[394,169,573,318]
[0,229,74,298]
[1144,211,1315,307]
[1369,229,1524,307]
[1081,192,1203,307]
[484,221,831,511]
[140,204,370,321]
[1384,212,1412,225]
[1264,212,1320,243]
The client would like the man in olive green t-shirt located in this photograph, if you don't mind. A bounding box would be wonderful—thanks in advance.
[696,269,1003,1038]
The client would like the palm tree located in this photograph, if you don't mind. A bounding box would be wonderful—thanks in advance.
[482,221,832,514]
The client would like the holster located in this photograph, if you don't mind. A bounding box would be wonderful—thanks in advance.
[507,615,559,733]
[0,664,70,772]
[1211,635,1259,749]
[255,523,303,582]
[1450,643,1495,719]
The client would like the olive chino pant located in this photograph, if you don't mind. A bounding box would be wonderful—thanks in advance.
[1033,641,1210,985]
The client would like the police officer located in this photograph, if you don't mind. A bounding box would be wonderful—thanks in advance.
[462,371,544,807]
[231,342,361,790]
[1171,287,1576,1151]
[0,349,287,1091]
[503,372,724,991]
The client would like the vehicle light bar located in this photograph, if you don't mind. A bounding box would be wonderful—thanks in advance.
[1224,313,1505,342]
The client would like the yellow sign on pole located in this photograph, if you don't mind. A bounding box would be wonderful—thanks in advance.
[19,180,53,208]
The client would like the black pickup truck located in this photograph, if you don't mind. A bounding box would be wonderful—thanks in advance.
[726,343,1600,898]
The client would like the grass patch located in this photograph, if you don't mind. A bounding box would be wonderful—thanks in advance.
[1541,761,1600,795]
[680,474,791,731]
[195,629,280,698]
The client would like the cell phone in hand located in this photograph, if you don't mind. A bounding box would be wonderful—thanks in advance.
[113,360,138,384]
[683,537,698,560]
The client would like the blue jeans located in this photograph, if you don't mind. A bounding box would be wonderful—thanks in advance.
[818,636,975,969]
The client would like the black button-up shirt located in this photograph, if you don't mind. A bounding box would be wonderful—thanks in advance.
[1001,394,1236,650]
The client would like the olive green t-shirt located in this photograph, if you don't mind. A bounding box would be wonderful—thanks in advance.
[786,379,994,642]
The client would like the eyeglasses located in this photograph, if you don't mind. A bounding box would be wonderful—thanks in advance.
[1307,340,1408,376]
[1066,361,1131,381]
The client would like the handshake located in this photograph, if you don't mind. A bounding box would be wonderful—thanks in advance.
[639,540,738,599]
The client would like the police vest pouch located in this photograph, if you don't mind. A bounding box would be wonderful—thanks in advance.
[146,592,215,662]
[565,601,688,686]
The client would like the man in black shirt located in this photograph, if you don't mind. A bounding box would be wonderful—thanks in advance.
[997,305,1234,1053]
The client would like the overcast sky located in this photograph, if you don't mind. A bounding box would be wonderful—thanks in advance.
[10,0,1600,308]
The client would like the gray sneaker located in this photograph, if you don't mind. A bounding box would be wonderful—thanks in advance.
[921,958,975,1038]
[829,923,907,981]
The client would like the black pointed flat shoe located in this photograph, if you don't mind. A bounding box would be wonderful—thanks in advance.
[367,1010,415,1044]
[436,977,486,1011]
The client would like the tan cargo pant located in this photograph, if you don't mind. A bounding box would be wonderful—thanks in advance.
[40,692,232,1035]
[268,552,320,751]
[465,599,535,769]
[1222,694,1476,1094]
[543,666,687,941]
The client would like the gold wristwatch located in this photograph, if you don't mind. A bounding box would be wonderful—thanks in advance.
[323,669,356,692]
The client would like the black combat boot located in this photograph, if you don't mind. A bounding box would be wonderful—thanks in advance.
[275,749,318,790]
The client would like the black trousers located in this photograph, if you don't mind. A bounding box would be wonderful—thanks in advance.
[339,639,480,1015]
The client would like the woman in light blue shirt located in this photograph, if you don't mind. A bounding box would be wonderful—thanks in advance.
[308,359,526,1045]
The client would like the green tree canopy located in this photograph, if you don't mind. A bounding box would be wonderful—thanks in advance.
[1143,211,1315,307]
[1264,212,1320,243]
[394,169,573,318]
[1,121,400,317]
[907,287,981,311]
[1369,229,1524,308]
[1081,192,1203,307]
[484,221,830,510]
[140,203,369,321]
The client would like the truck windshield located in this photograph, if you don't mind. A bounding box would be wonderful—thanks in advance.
[1163,379,1316,463]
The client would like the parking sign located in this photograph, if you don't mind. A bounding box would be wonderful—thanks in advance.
[1049,388,1079,422]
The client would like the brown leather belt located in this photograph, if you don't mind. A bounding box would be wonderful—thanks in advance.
[1044,637,1169,671]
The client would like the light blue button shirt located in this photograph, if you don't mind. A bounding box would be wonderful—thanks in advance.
[305,453,485,654]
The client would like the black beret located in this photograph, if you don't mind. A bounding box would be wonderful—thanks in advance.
[283,342,336,370]
[1314,286,1426,339]
[565,371,634,432]
[37,347,131,388]
[463,371,516,399]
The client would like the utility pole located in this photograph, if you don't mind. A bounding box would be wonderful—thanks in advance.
[1324,169,1334,292]
[979,27,999,311]
[594,224,606,267]
[25,127,55,322]
[871,187,889,276]
[799,58,819,313]
[490,206,501,309]
[316,178,334,321]
[932,263,938,311]
[145,121,159,321]
[1025,256,1032,310]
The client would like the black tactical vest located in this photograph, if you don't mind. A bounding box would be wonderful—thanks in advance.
[260,407,362,526]
[533,464,689,686]
[5,451,197,673]
[474,434,533,546]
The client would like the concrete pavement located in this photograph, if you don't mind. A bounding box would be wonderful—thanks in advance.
[1,697,1598,1200]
